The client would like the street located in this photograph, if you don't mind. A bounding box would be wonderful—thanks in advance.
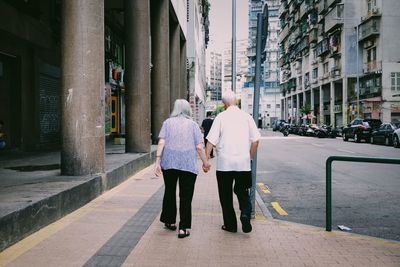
[256,129,400,241]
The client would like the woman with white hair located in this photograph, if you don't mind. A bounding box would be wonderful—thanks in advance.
[154,99,210,238]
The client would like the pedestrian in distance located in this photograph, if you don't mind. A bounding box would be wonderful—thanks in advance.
[0,121,7,150]
[154,99,211,238]
[205,90,260,233]
[201,112,214,158]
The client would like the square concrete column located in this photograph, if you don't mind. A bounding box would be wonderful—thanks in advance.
[290,96,294,123]
[125,0,151,153]
[61,0,105,176]
[170,21,181,110]
[342,77,348,126]
[180,40,188,100]
[303,91,306,124]
[330,81,335,127]
[296,93,300,124]
[319,86,324,125]
[151,0,170,143]
[311,89,315,117]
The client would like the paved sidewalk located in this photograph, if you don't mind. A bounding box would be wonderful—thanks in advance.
[1,160,400,267]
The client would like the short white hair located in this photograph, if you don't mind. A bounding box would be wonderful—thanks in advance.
[222,90,236,106]
[170,99,192,118]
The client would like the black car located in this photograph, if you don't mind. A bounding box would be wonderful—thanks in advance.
[342,118,382,143]
[371,122,400,145]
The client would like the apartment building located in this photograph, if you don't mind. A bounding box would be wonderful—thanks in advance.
[223,39,249,98]
[206,50,223,101]
[241,0,281,126]
[278,0,400,126]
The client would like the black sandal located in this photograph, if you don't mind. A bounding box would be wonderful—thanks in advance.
[178,229,190,238]
[221,225,237,233]
[164,223,177,231]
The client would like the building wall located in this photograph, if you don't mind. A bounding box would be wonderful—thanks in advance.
[187,0,208,124]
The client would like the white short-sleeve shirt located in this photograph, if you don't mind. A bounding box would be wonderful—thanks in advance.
[206,106,261,171]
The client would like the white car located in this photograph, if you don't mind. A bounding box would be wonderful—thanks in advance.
[393,128,400,148]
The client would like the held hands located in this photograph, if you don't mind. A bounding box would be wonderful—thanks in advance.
[202,161,211,173]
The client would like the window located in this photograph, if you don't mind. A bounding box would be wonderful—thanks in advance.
[367,47,376,62]
[276,104,281,109]
[267,104,271,109]
[391,72,400,91]
[323,63,329,74]
[312,68,318,79]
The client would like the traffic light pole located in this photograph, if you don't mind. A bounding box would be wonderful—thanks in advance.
[250,11,265,217]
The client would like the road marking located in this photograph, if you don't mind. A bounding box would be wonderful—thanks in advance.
[271,202,288,216]
[336,149,356,154]
[257,183,271,193]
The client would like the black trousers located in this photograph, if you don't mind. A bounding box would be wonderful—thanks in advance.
[216,171,252,231]
[160,169,197,230]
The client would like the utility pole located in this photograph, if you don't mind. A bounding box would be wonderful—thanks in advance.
[251,3,268,217]
[232,0,236,93]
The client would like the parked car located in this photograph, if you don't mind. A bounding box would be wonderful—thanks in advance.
[342,118,382,143]
[272,119,287,131]
[371,122,400,145]
[392,128,400,148]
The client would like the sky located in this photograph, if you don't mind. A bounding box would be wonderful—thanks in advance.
[208,0,249,52]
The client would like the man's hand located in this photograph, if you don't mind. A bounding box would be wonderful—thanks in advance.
[202,162,211,173]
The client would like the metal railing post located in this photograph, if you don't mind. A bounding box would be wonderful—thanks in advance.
[325,156,400,232]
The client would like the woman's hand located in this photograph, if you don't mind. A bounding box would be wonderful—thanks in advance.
[154,162,162,177]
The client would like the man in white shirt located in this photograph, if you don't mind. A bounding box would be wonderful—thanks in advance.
[205,90,260,233]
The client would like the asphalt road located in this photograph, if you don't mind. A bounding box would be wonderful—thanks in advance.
[256,129,400,241]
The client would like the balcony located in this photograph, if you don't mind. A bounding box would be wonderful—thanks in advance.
[327,0,341,8]
[325,4,343,33]
[358,18,380,41]
[279,24,290,42]
[362,60,382,74]
[309,28,318,44]
[330,66,341,78]
[317,0,328,15]
[279,4,289,18]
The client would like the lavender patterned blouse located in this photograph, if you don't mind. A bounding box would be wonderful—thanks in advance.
[158,116,203,175]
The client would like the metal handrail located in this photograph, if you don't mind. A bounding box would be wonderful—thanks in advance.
[326,156,400,231]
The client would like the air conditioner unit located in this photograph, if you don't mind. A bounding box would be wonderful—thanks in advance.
[372,7,379,14]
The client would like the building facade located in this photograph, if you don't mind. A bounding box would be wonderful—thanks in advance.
[278,0,400,126]
[187,0,210,124]
[223,39,249,99]
[206,50,222,102]
[0,0,194,176]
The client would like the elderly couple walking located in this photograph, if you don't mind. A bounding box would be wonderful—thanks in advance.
[154,90,260,238]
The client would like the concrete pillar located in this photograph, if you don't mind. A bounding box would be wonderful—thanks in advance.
[151,0,170,143]
[125,0,151,153]
[343,77,348,126]
[290,96,294,123]
[330,81,335,127]
[180,40,187,100]
[311,89,315,116]
[303,91,306,124]
[296,93,300,124]
[319,86,324,125]
[61,0,105,176]
[170,21,180,109]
